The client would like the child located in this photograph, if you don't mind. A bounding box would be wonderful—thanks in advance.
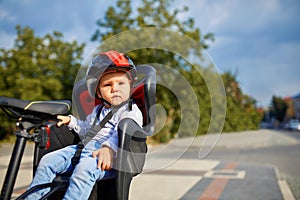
[26,51,143,200]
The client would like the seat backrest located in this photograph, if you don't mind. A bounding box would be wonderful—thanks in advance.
[72,65,156,135]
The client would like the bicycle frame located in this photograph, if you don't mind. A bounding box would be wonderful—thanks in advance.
[1,121,36,200]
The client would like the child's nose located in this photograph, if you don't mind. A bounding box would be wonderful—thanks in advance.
[111,84,119,92]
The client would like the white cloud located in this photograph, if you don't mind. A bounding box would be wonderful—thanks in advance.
[0,9,15,22]
[0,0,299,107]
[0,31,15,49]
[181,0,300,106]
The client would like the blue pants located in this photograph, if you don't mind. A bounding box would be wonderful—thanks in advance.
[26,140,116,200]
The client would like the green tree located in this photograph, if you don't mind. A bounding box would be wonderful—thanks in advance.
[91,0,215,142]
[0,26,85,139]
[92,0,214,47]
[270,95,287,123]
[221,71,262,132]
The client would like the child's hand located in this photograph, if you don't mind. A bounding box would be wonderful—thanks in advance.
[92,146,114,171]
[57,115,71,127]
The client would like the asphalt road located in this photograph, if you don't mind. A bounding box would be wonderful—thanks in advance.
[181,130,300,175]
[1,129,299,199]
[181,129,300,199]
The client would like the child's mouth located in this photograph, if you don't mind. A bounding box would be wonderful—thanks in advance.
[111,95,121,99]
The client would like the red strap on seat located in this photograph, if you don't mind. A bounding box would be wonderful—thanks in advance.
[79,91,101,115]
[131,83,146,126]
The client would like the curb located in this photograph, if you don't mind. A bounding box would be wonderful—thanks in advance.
[274,166,296,200]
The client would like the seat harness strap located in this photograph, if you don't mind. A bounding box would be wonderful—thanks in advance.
[71,100,131,168]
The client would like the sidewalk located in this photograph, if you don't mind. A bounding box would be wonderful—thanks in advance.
[130,129,297,200]
[0,130,297,200]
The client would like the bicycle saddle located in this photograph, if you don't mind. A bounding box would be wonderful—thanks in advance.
[0,96,71,116]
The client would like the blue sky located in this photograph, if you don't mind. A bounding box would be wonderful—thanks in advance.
[0,0,299,107]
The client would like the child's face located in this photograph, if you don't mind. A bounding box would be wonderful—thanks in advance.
[97,72,131,107]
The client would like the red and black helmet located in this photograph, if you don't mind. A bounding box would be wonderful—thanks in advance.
[86,50,137,99]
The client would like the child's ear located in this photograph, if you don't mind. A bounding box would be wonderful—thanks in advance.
[129,80,134,94]
[96,88,102,99]
[129,79,133,87]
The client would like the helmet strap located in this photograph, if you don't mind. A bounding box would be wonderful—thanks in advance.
[101,98,112,108]
[99,97,133,112]
[128,98,133,111]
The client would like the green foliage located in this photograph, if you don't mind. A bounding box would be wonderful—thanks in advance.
[221,71,263,132]
[270,95,288,122]
[92,0,214,46]
[0,26,85,139]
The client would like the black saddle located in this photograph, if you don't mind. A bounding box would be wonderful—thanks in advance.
[0,97,71,118]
